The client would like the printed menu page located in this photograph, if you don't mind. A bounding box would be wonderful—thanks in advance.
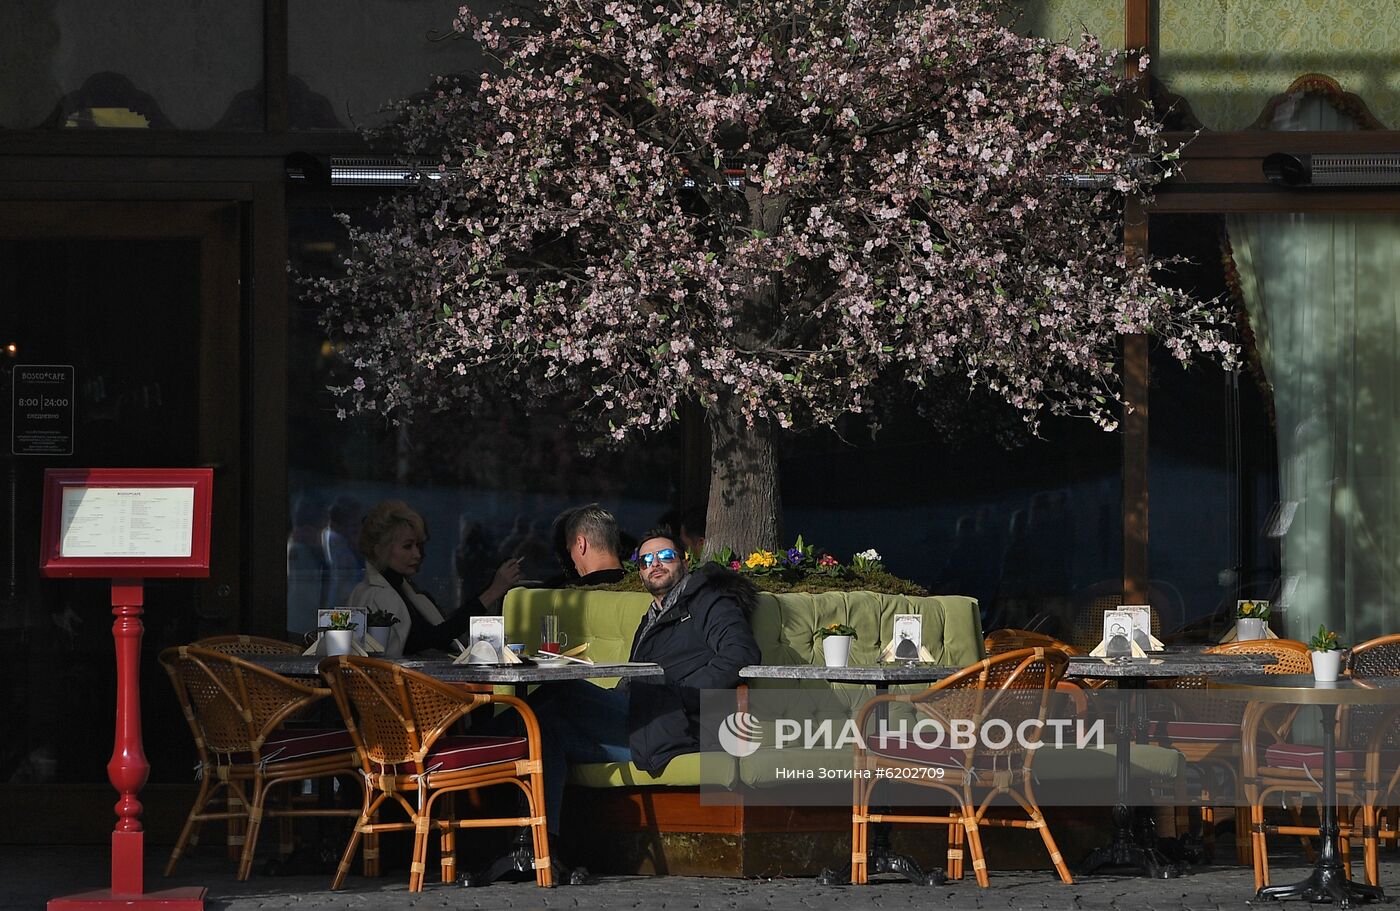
[59,486,195,558]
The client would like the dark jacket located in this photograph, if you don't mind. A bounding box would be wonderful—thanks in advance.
[626,563,762,774]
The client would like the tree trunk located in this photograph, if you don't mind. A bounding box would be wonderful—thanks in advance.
[704,396,783,556]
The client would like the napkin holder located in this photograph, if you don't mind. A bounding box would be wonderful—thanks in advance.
[878,639,936,663]
[452,640,529,665]
[1090,635,1148,658]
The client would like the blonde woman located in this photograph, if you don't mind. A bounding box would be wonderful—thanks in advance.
[349,500,521,657]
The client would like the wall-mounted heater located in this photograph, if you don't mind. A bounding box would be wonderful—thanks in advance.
[1264,153,1400,187]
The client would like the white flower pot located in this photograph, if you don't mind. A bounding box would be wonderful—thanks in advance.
[367,626,392,653]
[324,629,354,657]
[1236,618,1267,641]
[1311,650,1343,683]
[822,635,853,668]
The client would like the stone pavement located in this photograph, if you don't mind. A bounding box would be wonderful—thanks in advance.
[8,844,1399,911]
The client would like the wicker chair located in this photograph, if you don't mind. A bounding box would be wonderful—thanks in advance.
[1240,636,1393,892]
[159,645,364,880]
[317,655,553,891]
[984,628,1079,656]
[1348,633,1400,884]
[851,647,1073,887]
[193,634,303,656]
[1145,639,1312,867]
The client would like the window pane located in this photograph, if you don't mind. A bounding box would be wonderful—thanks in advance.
[288,0,486,131]
[0,1,262,130]
[1157,1,1400,130]
[286,204,679,639]
[1010,0,1124,49]
[1147,215,1280,644]
[783,408,1123,642]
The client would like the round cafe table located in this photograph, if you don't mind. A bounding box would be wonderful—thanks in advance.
[1212,674,1400,908]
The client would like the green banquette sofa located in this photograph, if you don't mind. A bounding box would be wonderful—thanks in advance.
[501,586,1185,877]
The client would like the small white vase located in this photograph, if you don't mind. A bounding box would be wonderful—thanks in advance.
[324,629,354,657]
[822,635,853,668]
[1311,650,1343,683]
[1236,618,1267,642]
[367,626,391,653]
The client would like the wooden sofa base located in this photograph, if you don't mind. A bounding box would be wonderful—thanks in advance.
[562,786,1132,878]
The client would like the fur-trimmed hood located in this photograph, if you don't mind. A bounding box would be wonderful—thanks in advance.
[685,562,759,617]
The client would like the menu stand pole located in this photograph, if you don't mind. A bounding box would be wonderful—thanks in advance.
[48,579,206,911]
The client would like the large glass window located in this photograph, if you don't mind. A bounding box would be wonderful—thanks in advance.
[1148,214,1279,644]
[0,1,262,130]
[1156,1,1400,130]
[1010,0,1124,49]
[288,0,486,131]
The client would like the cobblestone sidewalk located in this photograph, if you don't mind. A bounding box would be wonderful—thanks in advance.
[9,845,1395,911]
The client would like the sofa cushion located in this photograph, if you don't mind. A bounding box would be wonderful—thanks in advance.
[569,751,737,788]
[1034,743,1185,783]
[503,587,984,677]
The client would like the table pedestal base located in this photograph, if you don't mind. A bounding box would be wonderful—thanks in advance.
[1078,809,1181,879]
[817,822,946,886]
[1256,863,1384,909]
[458,828,587,887]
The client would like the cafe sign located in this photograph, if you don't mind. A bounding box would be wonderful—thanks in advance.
[12,364,74,456]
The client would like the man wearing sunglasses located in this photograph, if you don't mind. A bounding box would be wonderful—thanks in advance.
[520,527,760,868]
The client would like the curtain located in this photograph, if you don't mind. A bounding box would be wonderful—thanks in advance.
[1228,213,1400,641]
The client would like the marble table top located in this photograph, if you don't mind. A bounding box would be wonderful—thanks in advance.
[243,654,663,685]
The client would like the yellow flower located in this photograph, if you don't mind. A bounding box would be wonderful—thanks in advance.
[744,550,777,569]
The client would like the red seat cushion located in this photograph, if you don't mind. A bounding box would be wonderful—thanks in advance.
[390,735,529,774]
[1147,721,1241,743]
[867,735,1011,770]
[229,727,356,765]
[1263,742,1400,772]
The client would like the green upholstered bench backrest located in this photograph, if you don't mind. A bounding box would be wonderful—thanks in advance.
[502,586,985,669]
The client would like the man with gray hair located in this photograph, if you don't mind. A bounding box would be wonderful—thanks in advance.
[561,503,626,586]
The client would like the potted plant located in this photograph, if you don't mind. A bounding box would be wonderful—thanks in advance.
[324,610,357,657]
[365,608,399,653]
[1308,624,1345,682]
[1235,600,1271,641]
[816,622,859,668]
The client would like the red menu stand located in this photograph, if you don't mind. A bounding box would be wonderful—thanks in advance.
[41,469,213,911]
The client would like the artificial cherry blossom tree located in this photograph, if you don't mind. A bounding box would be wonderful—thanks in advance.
[308,0,1232,555]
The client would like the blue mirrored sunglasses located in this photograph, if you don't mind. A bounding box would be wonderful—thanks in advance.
[638,548,679,567]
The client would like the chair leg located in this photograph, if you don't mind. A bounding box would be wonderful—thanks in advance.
[1015,784,1072,885]
[1250,800,1269,891]
[237,777,272,881]
[947,814,964,880]
[440,793,456,884]
[525,770,554,888]
[851,775,871,885]
[962,809,989,888]
[1234,806,1253,866]
[166,777,217,876]
[333,792,381,891]
[1365,802,1380,886]
[409,814,430,892]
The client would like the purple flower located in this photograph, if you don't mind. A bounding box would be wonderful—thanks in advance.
[787,547,804,566]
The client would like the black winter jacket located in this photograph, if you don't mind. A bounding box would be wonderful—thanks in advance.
[626,564,762,774]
